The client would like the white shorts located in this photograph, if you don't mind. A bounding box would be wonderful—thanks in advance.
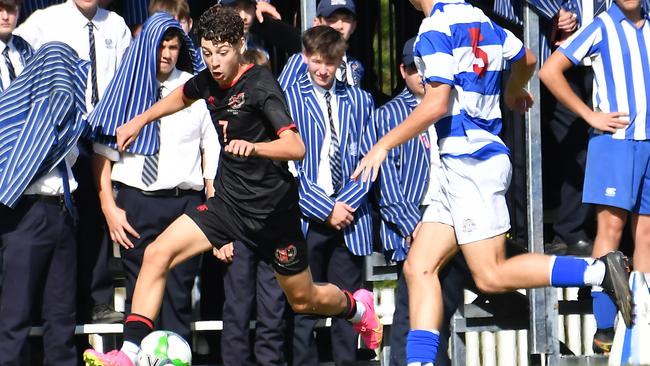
[422,154,512,244]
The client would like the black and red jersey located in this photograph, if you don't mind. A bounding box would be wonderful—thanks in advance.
[183,64,298,218]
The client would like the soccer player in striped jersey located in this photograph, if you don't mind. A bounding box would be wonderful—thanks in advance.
[353,0,633,364]
[540,0,649,353]
[82,6,381,366]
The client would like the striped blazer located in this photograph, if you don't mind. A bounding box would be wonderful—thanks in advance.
[0,42,89,207]
[88,13,200,155]
[375,88,430,261]
[285,72,376,256]
[278,52,365,91]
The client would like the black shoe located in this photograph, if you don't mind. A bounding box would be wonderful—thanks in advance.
[592,327,615,354]
[599,251,633,328]
[544,241,568,255]
[566,239,594,257]
[91,304,124,324]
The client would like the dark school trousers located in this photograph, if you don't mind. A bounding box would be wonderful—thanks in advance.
[117,185,203,342]
[221,240,286,366]
[0,197,77,366]
[74,143,114,319]
[389,253,470,366]
[541,66,595,245]
[292,221,364,366]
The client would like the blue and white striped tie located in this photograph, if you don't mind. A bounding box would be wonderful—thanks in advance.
[141,86,163,186]
[3,47,15,82]
[325,91,342,193]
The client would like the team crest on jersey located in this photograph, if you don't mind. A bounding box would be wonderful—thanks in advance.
[275,244,297,265]
[105,39,113,49]
[228,92,246,110]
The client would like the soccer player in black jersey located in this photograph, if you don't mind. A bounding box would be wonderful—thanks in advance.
[83,5,382,366]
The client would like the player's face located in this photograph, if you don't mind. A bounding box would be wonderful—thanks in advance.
[201,38,245,87]
[178,17,192,34]
[233,3,255,35]
[0,5,19,42]
[316,11,356,41]
[401,64,424,97]
[305,52,339,89]
[157,36,181,79]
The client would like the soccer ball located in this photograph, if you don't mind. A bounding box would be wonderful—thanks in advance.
[137,330,191,366]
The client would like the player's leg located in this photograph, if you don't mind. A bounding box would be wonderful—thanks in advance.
[591,206,627,353]
[402,222,457,366]
[84,214,214,366]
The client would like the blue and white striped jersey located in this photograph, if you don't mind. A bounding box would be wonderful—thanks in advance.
[560,2,650,140]
[375,88,430,261]
[414,0,525,160]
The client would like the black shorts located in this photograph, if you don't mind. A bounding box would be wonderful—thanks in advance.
[186,196,308,276]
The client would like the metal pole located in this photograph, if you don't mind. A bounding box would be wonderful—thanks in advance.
[523,1,560,362]
[300,0,317,33]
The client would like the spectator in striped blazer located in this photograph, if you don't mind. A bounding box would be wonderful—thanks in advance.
[377,37,469,366]
[15,0,132,326]
[284,25,376,365]
[0,42,88,366]
[278,0,364,91]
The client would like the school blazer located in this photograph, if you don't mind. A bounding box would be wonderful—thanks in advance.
[375,88,431,261]
[285,73,376,256]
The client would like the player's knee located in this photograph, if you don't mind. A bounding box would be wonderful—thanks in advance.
[403,256,439,285]
[142,241,172,272]
[473,270,508,294]
[286,292,313,314]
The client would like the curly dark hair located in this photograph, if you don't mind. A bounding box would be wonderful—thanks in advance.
[197,5,243,46]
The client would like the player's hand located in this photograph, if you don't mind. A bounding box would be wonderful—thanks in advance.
[256,1,281,23]
[326,202,355,230]
[117,115,146,152]
[351,145,389,182]
[224,140,256,157]
[103,204,140,249]
[213,242,234,263]
[505,87,534,114]
[585,111,629,133]
[557,8,578,34]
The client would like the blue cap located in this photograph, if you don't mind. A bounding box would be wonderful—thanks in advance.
[316,0,356,17]
[402,37,416,67]
[218,0,255,6]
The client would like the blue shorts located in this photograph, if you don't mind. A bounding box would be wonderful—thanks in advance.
[583,134,650,214]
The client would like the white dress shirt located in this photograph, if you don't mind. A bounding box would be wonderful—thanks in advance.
[310,75,340,197]
[0,37,26,92]
[94,68,220,192]
[15,0,131,195]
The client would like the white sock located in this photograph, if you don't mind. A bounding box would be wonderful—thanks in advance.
[584,260,606,286]
[644,272,650,288]
[121,341,140,365]
[350,300,366,323]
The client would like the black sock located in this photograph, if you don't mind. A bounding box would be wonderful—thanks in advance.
[337,290,357,320]
[124,313,154,345]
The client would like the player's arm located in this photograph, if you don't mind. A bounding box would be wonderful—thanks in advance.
[351,81,451,182]
[91,151,139,249]
[117,86,195,151]
[504,47,536,113]
[539,51,628,132]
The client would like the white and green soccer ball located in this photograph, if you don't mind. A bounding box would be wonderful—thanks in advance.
[137,330,191,366]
